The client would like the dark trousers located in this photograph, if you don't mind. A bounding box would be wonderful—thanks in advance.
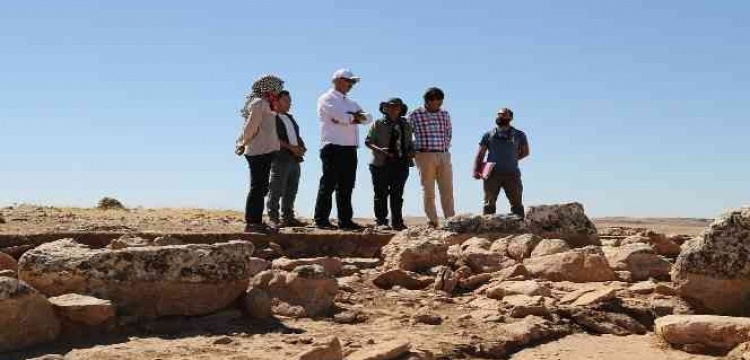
[483,171,524,218]
[314,145,357,224]
[370,162,409,226]
[267,151,301,221]
[245,152,277,224]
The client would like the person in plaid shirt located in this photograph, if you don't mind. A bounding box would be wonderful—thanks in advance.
[408,87,455,227]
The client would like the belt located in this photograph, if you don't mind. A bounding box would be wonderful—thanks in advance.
[417,149,447,153]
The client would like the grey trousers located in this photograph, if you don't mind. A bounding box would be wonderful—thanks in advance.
[266,151,301,220]
[483,171,524,218]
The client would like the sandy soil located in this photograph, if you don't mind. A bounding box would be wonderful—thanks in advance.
[511,333,716,360]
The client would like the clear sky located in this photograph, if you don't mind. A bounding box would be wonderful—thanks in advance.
[1,1,748,218]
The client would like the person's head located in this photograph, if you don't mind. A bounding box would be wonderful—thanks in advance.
[275,90,292,113]
[250,74,284,99]
[423,87,445,112]
[379,98,408,120]
[496,107,514,126]
[331,68,360,95]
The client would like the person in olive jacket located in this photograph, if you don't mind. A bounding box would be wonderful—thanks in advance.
[365,98,415,230]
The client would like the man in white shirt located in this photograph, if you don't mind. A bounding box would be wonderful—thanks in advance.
[313,69,373,230]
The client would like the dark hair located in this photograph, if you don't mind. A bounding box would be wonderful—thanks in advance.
[501,108,514,119]
[278,90,290,98]
[423,87,445,102]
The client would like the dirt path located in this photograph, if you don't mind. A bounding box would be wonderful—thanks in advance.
[511,333,718,360]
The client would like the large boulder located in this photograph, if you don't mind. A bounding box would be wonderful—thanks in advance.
[526,202,600,247]
[48,293,115,326]
[381,228,453,272]
[655,315,750,354]
[505,234,542,261]
[606,243,672,281]
[443,214,528,234]
[19,239,260,317]
[250,265,338,318]
[523,247,617,282]
[672,208,750,315]
[0,277,61,352]
[620,231,681,257]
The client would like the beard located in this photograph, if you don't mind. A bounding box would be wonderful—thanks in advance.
[496,118,511,126]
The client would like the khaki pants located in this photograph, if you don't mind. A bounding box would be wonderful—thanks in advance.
[414,152,455,225]
[483,171,524,218]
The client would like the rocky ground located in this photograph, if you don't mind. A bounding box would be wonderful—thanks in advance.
[2,203,748,360]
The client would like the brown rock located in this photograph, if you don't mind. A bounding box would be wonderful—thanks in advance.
[560,307,647,335]
[655,315,750,354]
[273,257,343,276]
[607,243,672,281]
[251,265,338,318]
[48,293,115,326]
[530,239,571,257]
[672,208,750,315]
[504,234,542,261]
[0,277,61,352]
[243,287,272,319]
[459,237,516,273]
[523,247,617,282]
[413,310,443,325]
[500,295,551,318]
[296,336,343,360]
[372,269,433,290]
[381,229,452,272]
[726,341,750,360]
[433,266,458,293]
[19,239,259,318]
[347,339,411,360]
[0,269,16,278]
[458,273,492,290]
[486,280,551,299]
[0,251,18,272]
[570,287,616,307]
[642,230,681,257]
[526,202,600,247]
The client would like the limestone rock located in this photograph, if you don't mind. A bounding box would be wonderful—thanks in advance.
[570,287,616,307]
[526,202,600,247]
[48,293,115,326]
[347,339,411,360]
[459,237,516,273]
[373,269,433,290]
[559,307,647,335]
[504,234,542,261]
[433,266,458,293]
[0,251,18,272]
[251,265,338,318]
[273,257,343,277]
[486,280,551,299]
[523,247,617,282]
[381,229,451,272]
[655,315,750,354]
[672,208,750,315]
[243,287,273,319]
[606,243,672,281]
[726,341,750,360]
[19,239,258,317]
[443,214,527,234]
[295,336,342,360]
[530,239,570,257]
[0,277,61,352]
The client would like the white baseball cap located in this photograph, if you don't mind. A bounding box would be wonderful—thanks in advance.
[331,68,360,83]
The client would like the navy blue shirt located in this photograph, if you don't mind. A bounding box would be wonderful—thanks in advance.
[480,126,528,174]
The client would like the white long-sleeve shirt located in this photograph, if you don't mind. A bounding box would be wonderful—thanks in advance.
[317,89,373,147]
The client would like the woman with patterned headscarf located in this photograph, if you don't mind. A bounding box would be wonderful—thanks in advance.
[236,74,284,233]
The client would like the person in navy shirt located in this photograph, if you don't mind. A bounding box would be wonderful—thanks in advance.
[473,108,530,218]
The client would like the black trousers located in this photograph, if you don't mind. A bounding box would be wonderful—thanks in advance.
[370,162,409,226]
[314,145,357,224]
[245,152,277,224]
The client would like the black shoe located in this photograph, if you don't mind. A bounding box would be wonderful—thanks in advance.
[281,217,307,227]
[314,221,337,230]
[392,223,407,231]
[338,221,364,230]
[244,223,274,234]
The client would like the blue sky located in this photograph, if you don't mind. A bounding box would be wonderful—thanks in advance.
[1,1,748,218]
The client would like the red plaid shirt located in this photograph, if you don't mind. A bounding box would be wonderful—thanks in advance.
[407,107,452,152]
